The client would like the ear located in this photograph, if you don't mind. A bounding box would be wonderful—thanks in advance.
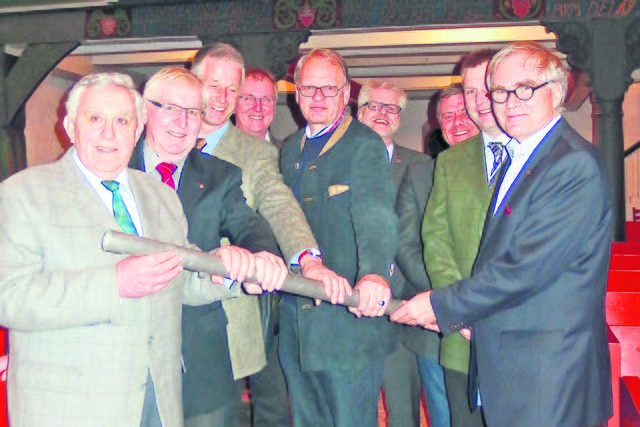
[343,83,351,105]
[356,107,364,121]
[63,115,76,144]
[295,89,300,105]
[551,81,564,110]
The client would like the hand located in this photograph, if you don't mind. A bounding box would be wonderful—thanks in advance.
[348,274,391,318]
[116,251,183,298]
[300,255,351,305]
[390,291,438,329]
[459,328,472,340]
[214,245,255,284]
[244,251,288,293]
[0,354,8,381]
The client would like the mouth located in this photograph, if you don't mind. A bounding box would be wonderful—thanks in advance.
[478,108,492,116]
[373,118,389,125]
[209,105,226,112]
[248,114,264,120]
[167,130,187,138]
[96,146,117,153]
[453,130,469,137]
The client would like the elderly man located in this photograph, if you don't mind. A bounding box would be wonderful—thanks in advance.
[437,83,479,146]
[356,79,448,427]
[392,41,613,427]
[0,72,274,427]
[421,49,506,427]
[190,42,347,425]
[235,68,282,149]
[279,48,398,427]
[128,66,287,427]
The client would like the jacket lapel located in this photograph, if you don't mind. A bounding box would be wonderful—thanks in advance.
[60,149,123,232]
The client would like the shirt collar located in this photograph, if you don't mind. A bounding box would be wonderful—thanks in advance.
[304,108,346,139]
[386,142,395,163]
[72,147,130,188]
[511,115,562,160]
[482,131,511,148]
[199,121,231,155]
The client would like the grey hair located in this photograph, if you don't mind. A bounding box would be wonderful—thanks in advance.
[191,42,245,84]
[357,79,407,110]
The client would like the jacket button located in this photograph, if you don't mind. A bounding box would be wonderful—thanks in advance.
[301,304,312,309]
[294,162,300,170]
[308,164,317,171]
[304,197,313,203]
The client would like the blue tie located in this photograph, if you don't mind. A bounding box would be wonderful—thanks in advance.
[488,143,504,185]
[101,180,139,236]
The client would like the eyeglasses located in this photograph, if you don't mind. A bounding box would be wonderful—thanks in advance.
[147,99,204,121]
[364,101,402,115]
[297,83,347,98]
[490,81,553,104]
[238,95,275,107]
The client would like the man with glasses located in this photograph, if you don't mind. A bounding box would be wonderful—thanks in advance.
[392,41,613,427]
[233,68,291,426]
[131,66,288,427]
[422,49,508,427]
[190,43,348,426]
[356,79,448,427]
[235,68,283,150]
[279,49,398,427]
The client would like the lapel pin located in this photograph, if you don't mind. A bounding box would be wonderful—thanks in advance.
[505,206,512,215]
[199,183,205,189]
[395,158,401,163]
[525,169,532,176]
[294,162,300,170]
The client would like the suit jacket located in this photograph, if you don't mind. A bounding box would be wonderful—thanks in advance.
[422,134,493,373]
[431,119,613,426]
[0,150,235,427]
[130,144,279,416]
[211,124,317,261]
[394,156,439,358]
[279,115,398,371]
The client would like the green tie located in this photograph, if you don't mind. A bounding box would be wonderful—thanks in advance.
[101,180,139,236]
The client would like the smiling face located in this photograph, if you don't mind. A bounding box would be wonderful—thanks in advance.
[490,51,562,140]
[235,76,276,139]
[296,56,349,134]
[145,79,203,163]
[64,84,142,180]
[357,87,401,146]
[463,61,500,137]
[198,56,243,134]
[439,93,479,145]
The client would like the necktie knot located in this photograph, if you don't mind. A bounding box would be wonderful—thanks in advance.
[196,138,207,151]
[488,143,505,186]
[156,162,178,189]
[101,180,138,236]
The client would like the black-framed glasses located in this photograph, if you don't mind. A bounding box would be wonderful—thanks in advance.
[238,95,276,106]
[146,99,204,121]
[490,81,553,104]
[297,83,347,98]
[364,101,402,114]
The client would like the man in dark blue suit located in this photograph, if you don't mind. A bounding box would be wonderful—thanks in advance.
[130,67,288,427]
[392,41,613,427]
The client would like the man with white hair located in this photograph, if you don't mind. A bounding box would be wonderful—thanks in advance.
[392,41,613,426]
[0,72,271,427]
[357,79,449,427]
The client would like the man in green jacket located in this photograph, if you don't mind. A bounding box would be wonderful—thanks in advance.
[421,50,507,427]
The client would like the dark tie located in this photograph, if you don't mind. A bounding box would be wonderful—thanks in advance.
[488,142,504,185]
[156,162,178,190]
[101,180,139,236]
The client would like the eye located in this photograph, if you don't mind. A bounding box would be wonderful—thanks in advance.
[165,104,180,113]
[89,115,103,123]
[466,89,476,96]
[442,114,454,122]
[116,117,129,125]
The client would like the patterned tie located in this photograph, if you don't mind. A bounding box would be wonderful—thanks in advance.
[101,180,139,236]
[156,162,178,190]
[488,142,504,185]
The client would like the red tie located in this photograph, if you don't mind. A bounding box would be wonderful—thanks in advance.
[156,162,178,189]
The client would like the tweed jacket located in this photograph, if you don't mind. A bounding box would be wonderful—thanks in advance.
[0,150,234,427]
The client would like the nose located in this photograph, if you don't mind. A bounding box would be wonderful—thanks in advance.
[477,90,490,106]
[175,108,188,128]
[253,98,263,112]
[214,86,227,103]
[102,119,115,139]
[312,88,325,101]
[505,91,520,108]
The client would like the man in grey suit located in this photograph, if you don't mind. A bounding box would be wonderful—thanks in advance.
[356,79,448,427]
[130,67,288,427]
[392,41,613,427]
[0,72,276,427]
[190,43,349,425]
